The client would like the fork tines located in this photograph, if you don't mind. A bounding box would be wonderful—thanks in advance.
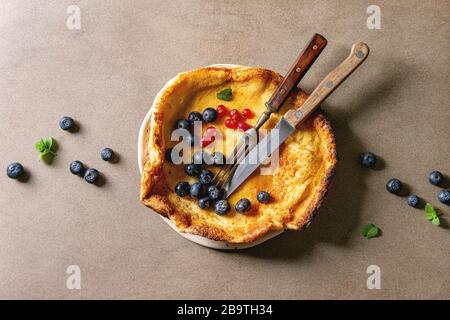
[212,141,250,189]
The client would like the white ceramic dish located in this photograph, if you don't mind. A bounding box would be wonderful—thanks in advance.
[137,65,283,250]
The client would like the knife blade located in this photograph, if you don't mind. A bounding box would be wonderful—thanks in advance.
[223,42,370,198]
[223,118,295,197]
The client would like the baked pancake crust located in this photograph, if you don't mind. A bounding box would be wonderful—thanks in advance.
[140,66,337,244]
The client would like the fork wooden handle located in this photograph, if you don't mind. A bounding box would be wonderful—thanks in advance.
[284,42,369,127]
[265,33,327,113]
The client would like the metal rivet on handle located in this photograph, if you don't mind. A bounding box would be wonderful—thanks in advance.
[295,110,303,119]
[296,67,301,72]
[312,45,318,50]
[325,80,334,89]
[280,88,286,94]
[356,51,365,59]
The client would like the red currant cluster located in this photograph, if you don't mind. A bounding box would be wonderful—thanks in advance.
[217,105,253,131]
[200,105,254,148]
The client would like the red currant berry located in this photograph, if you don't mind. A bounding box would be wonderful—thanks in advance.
[237,121,250,131]
[225,118,237,129]
[242,108,253,119]
[201,136,215,147]
[205,126,217,135]
[229,109,241,118]
[216,105,228,117]
[232,114,242,121]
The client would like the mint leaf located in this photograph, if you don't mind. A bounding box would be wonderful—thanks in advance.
[43,137,54,152]
[362,223,380,239]
[362,223,375,236]
[40,151,54,164]
[217,88,233,101]
[432,216,441,226]
[425,203,435,214]
[35,137,57,163]
[423,203,442,226]
[366,226,380,239]
[35,139,46,152]
[425,211,435,221]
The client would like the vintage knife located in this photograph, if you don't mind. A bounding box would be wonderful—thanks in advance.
[253,33,327,131]
[223,42,370,198]
[222,33,327,166]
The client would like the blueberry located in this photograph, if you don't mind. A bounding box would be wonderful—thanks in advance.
[184,163,201,176]
[175,181,190,197]
[386,178,402,194]
[202,108,218,123]
[101,148,114,161]
[214,200,230,215]
[257,191,271,203]
[84,168,99,184]
[211,152,225,166]
[190,182,204,198]
[199,169,214,185]
[407,194,420,208]
[6,162,24,179]
[438,189,450,204]
[207,185,223,200]
[176,119,191,131]
[235,198,251,213]
[59,116,75,131]
[198,197,212,209]
[70,160,85,175]
[360,152,377,168]
[188,111,203,125]
[193,150,212,165]
[428,171,443,186]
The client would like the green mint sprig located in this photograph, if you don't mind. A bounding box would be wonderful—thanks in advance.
[35,137,57,163]
[362,223,380,239]
[424,203,441,226]
[217,88,233,101]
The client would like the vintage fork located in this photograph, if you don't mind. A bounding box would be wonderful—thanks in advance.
[212,33,327,188]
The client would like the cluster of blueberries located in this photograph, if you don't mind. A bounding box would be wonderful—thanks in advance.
[6,116,115,185]
[173,108,217,146]
[360,152,450,206]
[69,147,113,184]
[61,116,116,184]
[168,111,271,215]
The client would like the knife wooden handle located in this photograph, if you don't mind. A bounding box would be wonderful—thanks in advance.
[265,33,327,113]
[284,42,369,127]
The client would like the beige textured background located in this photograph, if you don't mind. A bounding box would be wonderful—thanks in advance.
[0,0,449,299]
